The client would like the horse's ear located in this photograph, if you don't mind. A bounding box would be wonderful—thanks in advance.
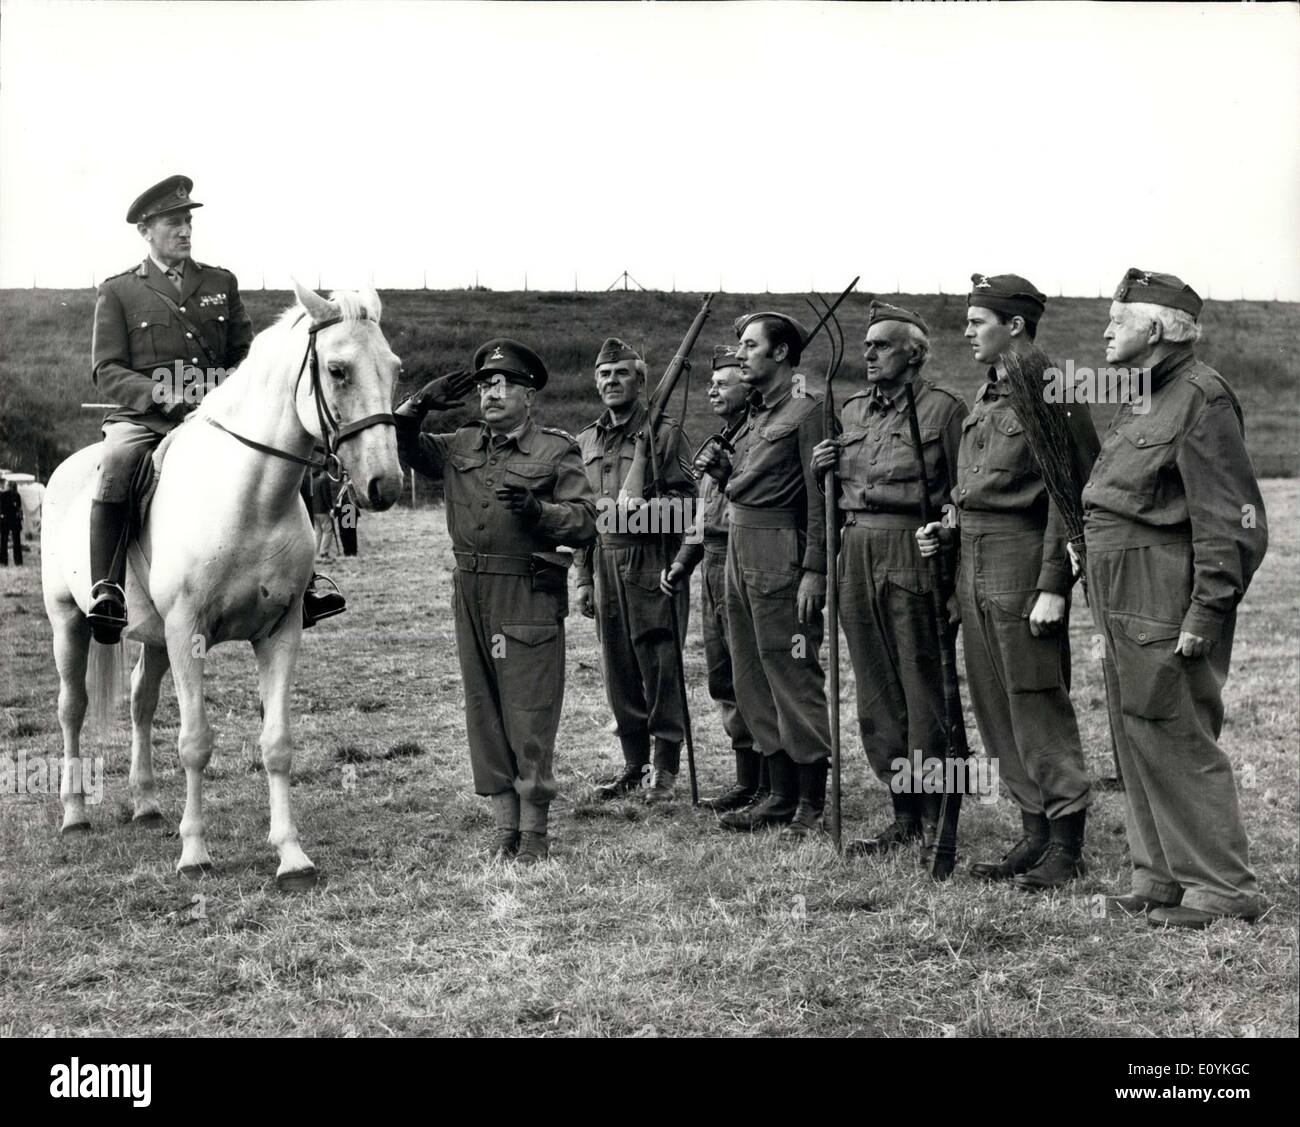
[291,277,335,323]
[362,287,382,323]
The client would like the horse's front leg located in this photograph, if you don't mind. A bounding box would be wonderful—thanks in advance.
[252,626,317,890]
[129,644,171,823]
[165,625,214,873]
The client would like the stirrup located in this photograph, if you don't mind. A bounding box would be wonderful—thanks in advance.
[87,581,128,643]
[302,573,347,628]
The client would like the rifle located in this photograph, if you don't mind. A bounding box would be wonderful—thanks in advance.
[902,381,968,881]
[623,294,715,804]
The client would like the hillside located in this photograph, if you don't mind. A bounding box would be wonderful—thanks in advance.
[2,287,1295,480]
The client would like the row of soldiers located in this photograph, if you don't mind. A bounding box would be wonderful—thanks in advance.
[395,269,1267,930]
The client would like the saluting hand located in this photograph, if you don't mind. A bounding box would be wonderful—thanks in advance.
[395,369,474,418]
[495,482,542,525]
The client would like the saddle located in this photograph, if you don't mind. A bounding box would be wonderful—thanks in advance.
[126,427,181,538]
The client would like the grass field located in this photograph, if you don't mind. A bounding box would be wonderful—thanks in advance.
[1,482,1295,1038]
[2,287,1297,480]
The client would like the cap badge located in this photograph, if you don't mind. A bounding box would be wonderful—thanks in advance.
[177,186,187,200]
[488,346,505,361]
[974,275,991,290]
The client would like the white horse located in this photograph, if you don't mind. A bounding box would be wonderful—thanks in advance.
[40,281,402,888]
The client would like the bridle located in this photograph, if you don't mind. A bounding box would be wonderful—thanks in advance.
[206,310,397,483]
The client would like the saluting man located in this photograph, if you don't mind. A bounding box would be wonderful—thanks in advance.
[1084,269,1267,929]
[697,312,832,838]
[918,274,1097,890]
[395,342,597,864]
[574,338,697,805]
[810,302,967,861]
[660,346,762,811]
[88,175,341,642]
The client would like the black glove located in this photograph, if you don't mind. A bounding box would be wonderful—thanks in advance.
[395,369,474,420]
[494,482,542,526]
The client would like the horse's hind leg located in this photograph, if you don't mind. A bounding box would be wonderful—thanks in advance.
[165,628,214,873]
[129,644,171,823]
[51,605,92,833]
[252,630,317,889]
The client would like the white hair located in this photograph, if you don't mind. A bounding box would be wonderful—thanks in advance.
[898,322,931,369]
[1120,300,1202,344]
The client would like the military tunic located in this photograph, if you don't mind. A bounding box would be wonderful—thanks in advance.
[723,377,832,766]
[574,401,696,774]
[399,418,598,805]
[951,368,1097,819]
[835,378,967,783]
[91,258,253,500]
[1082,346,1267,915]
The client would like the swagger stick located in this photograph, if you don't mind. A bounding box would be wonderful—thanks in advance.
[903,381,969,881]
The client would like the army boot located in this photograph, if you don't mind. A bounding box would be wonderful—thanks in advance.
[720,751,797,831]
[302,572,347,628]
[700,748,761,811]
[87,499,131,644]
[644,767,677,806]
[781,758,829,840]
[516,801,550,865]
[488,791,520,859]
[846,792,921,858]
[971,811,1050,882]
[918,791,944,869]
[1014,809,1087,891]
[595,733,650,799]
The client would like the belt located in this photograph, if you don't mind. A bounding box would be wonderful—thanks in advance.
[598,532,679,548]
[1084,512,1192,551]
[842,511,921,530]
[958,509,1045,534]
[454,551,534,575]
[727,502,801,529]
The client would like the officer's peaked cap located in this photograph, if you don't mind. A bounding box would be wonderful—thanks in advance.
[127,175,203,224]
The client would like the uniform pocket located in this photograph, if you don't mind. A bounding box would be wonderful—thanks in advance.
[742,568,799,652]
[987,589,1062,692]
[623,570,674,642]
[886,425,939,482]
[497,621,560,711]
[987,415,1034,476]
[1108,612,1183,721]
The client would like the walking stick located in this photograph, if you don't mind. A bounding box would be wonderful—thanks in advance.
[903,381,969,881]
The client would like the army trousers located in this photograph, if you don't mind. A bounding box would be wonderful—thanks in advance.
[1085,518,1259,915]
[724,506,831,766]
[592,535,688,770]
[839,515,947,784]
[452,564,563,806]
[701,544,754,756]
[95,419,163,502]
[958,513,1092,819]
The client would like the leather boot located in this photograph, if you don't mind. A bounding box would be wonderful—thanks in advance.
[918,791,943,869]
[88,499,130,644]
[701,748,760,811]
[1014,809,1087,891]
[652,738,681,775]
[302,572,347,628]
[595,734,650,799]
[516,800,549,865]
[971,811,1050,881]
[719,751,797,831]
[488,791,521,859]
[846,791,921,858]
[643,767,677,806]
[780,759,828,839]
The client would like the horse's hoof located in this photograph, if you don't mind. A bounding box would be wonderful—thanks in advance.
[177,863,214,879]
[275,867,319,892]
[60,821,92,836]
[132,811,165,827]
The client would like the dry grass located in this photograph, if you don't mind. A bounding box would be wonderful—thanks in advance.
[0,483,1295,1038]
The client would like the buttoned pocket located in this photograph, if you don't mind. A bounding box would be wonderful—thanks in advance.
[1108,612,1183,721]
[886,425,940,482]
[129,309,177,361]
[987,589,1063,692]
[505,461,553,484]
[623,570,674,642]
[497,621,561,711]
[836,430,869,480]
[742,568,800,651]
[1114,424,1179,498]
[986,415,1034,476]
[760,421,799,442]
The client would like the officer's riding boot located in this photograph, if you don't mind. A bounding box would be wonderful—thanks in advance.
[700,748,761,811]
[917,791,944,868]
[516,800,550,865]
[846,791,922,858]
[644,739,680,806]
[1014,809,1087,891]
[970,810,1050,882]
[302,572,347,628]
[489,791,521,859]
[719,751,798,831]
[780,758,829,839]
[595,734,650,799]
[87,499,131,644]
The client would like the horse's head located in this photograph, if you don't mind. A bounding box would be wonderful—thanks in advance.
[291,280,403,511]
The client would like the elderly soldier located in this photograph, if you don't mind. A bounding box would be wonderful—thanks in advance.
[574,338,697,805]
[1,479,23,566]
[810,302,967,859]
[88,175,340,642]
[660,346,762,810]
[697,312,832,837]
[395,341,597,863]
[919,274,1097,889]
[1083,269,1267,928]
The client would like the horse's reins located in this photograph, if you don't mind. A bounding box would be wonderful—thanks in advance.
[206,311,396,483]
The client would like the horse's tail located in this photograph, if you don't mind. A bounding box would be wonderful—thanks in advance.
[86,638,129,729]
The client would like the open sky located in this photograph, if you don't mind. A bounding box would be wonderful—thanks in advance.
[2,0,1297,298]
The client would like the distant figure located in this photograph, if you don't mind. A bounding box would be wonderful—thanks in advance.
[308,465,337,561]
[335,478,359,557]
[1,479,24,565]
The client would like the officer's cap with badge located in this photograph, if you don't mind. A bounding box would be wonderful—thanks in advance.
[711,344,742,371]
[595,338,641,367]
[967,273,1047,323]
[126,175,203,224]
[473,338,548,390]
[866,299,930,336]
[1112,267,1203,318]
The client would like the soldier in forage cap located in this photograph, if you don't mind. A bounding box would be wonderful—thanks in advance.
[574,337,697,806]
[395,339,597,864]
[1083,269,1267,929]
[918,274,1098,889]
